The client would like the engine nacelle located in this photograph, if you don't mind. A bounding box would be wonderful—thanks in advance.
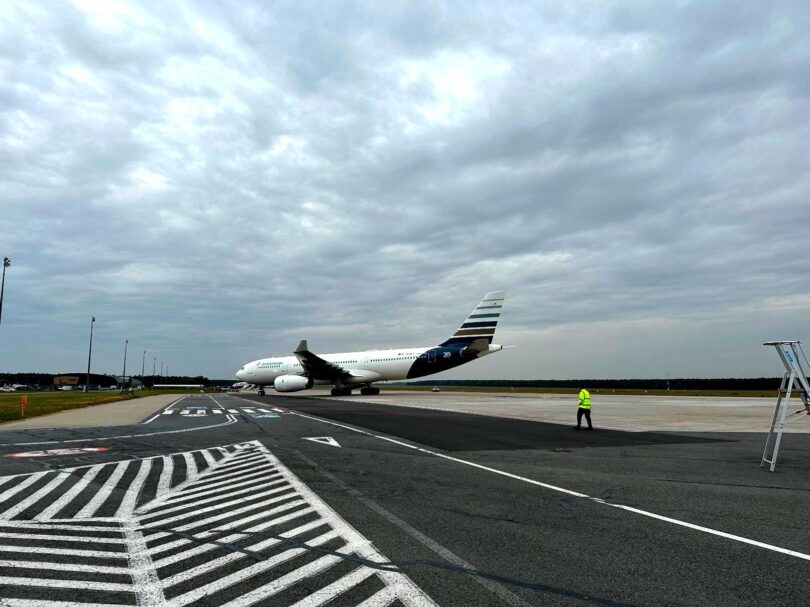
[273,375,313,392]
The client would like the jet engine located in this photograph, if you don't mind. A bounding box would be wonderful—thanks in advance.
[273,375,313,392]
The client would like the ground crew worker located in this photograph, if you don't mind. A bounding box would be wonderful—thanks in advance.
[575,387,593,430]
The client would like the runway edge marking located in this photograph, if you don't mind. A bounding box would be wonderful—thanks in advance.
[282,408,810,563]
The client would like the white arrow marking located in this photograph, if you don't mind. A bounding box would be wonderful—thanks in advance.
[302,437,341,448]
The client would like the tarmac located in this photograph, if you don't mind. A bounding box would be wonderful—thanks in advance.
[288,389,810,433]
[0,390,807,606]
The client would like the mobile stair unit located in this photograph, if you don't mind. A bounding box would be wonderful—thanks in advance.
[761,341,810,472]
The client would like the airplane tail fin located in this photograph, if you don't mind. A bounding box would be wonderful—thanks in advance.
[439,291,505,347]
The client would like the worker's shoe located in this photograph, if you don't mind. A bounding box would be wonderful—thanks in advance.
[573,426,581,430]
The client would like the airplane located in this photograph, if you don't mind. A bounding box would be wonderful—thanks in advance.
[235,291,507,396]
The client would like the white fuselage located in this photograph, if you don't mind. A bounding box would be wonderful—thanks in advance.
[236,344,504,388]
[237,347,433,386]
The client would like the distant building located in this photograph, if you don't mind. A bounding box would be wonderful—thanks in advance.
[53,373,117,388]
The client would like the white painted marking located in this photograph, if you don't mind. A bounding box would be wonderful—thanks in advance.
[182,451,198,482]
[291,410,810,563]
[162,411,173,415]
[0,472,48,504]
[6,415,237,447]
[141,413,161,424]
[0,559,128,574]
[0,472,71,519]
[288,566,376,607]
[141,484,294,528]
[302,436,341,448]
[114,458,152,517]
[145,477,289,518]
[0,576,131,591]
[215,537,364,607]
[201,448,217,468]
[163,394,188,413]
[148,502,313,559]
[242,407,255,413]
[75,461,128,518]
[154,454,174,501]
[228,409,240,413]
[122,517,166,606]
[0,545,127,558]
[0,531,124,544]
[212,409,223,414]
[158,471,283,507]
[168,530,345,605]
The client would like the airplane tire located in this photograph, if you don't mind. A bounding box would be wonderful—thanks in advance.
[258,389,265,396]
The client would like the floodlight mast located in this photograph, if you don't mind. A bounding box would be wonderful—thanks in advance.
[761,340,810,472]
[0,257,10,326]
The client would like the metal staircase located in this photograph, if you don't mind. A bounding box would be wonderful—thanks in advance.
[760,341,810,471]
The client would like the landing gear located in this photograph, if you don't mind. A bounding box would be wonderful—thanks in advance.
[330,386,352,396]
[360,386,380,395]
[257,388,265,396]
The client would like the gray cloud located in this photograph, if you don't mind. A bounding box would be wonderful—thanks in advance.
[1,0,809,379]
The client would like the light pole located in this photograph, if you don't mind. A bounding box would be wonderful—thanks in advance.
[141,350,146,388]
[166,365,169,379]
[84,317,95,393]
[152,357,156,388]
[160,361,163,377]
[0,257,10,326]
[121,339,128,391]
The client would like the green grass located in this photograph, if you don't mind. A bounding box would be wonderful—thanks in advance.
[0,389,201,424]
[385,385,777,398]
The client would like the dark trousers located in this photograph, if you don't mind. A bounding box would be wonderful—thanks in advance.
[577,408,592,429]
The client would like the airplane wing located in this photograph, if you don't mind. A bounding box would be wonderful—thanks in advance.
[294,340,346,381]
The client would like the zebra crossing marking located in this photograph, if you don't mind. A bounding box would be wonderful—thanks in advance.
[0,440,436,606]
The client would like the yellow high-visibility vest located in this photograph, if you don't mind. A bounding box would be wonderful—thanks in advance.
[578,389,591,409]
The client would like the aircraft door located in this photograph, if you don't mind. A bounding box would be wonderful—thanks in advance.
[428,349,437,364]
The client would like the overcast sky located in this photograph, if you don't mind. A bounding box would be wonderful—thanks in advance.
[1,1,809,380]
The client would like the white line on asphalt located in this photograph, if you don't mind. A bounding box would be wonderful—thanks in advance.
[295,449,533,607]
[162,394,188,413]
[0,559,129,574]
[165,468,281,500]
[140,484,294,528]
[76,461,128,518]
[289,410,810,563]
[0,576,132,592]
[0,472,72,519]
[155,474,285,511]
[146,491,300,534]
[169,530,345,605]
[0,545,127,558]
[148,502,313,559]
[215,536,364,607]
[182,451,198,483]
[115,458,152,517]
[288,566,376,607]
[0,473,48,505]
[5,415,238,446]
[154,454,174,501]
[141,413,162,424]
[228,409,240,413]
[144,478,290,518]
[0,532,125,544]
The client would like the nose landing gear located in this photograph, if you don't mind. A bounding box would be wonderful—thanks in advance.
[330,386,352,396]
[257,388,266,396]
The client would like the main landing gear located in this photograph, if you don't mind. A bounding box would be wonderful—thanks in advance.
[360,385,380,396]
[257,388,265,396]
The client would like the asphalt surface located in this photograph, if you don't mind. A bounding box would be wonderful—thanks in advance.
[0,392,808,606]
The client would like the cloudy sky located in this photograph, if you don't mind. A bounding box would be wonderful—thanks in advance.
[1,1,809,380]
